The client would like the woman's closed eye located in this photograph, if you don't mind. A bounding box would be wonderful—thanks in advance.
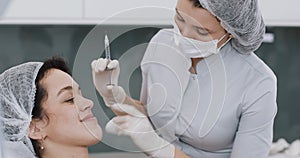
[65,97,74,104]
[195,27,209,36]
[176,14,185,22]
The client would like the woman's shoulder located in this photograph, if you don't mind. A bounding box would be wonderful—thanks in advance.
[225,45,276,83]
[225,48,277,107]
[241,52,276,82]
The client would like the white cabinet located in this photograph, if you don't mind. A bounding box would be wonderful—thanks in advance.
[259,0,300,26]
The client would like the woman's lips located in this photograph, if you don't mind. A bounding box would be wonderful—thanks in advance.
[81,114,96,122]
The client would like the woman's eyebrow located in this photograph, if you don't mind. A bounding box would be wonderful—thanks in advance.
[175,8,210,32]
[57,86,73,97]
[175,8,184,20]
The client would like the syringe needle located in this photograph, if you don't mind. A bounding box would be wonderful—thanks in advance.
[105,34,111,61]
[104,33,114,87]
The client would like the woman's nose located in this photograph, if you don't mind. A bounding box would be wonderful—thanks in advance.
[78,97,94,111]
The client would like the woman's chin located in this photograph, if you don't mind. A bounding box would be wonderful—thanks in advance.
[90,126,103,143]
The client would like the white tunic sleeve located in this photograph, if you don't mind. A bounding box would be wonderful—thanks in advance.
[140,29,191,142]
[231,75,277,158]
[140,52,185,142]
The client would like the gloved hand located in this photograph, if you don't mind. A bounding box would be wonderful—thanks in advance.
[105,103,175,158]
[91,58,126,106]
[269,138,289,155]
[284,139,300,156]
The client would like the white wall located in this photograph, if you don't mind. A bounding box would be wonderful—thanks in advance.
[258,0,300,26]
[0,0,83,24]
[1,0,299,26]
[0,0,176,25]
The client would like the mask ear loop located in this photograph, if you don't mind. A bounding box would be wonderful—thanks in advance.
[217,33,232,51]
[172,20,181,45]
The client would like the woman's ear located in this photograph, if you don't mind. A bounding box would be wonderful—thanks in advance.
[28,119,47,140]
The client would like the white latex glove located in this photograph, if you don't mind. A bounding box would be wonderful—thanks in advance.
[106,104,175,158]
[285,139,300,156]
[269,138,289,155]
[91,58,126,106]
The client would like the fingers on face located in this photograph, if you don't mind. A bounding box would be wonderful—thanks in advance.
[105,119,124,134]
[111,104,145,117]
[105,116,130,135]
[112,115,131,125]
[112,116,147,134]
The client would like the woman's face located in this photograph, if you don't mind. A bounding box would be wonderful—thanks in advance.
[40,69,102,146]
[175,0,229,46]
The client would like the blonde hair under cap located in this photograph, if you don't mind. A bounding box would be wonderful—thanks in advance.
[0,62,43,158]
[198,0,265,53]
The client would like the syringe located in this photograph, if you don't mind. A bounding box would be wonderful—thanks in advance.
[105,34,111,61]
[104,33,114,86]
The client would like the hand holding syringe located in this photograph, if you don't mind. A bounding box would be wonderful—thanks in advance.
[91,33,123,105]
[91,33,145,111]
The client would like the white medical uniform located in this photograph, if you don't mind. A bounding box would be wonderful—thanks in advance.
[140,29,277,158]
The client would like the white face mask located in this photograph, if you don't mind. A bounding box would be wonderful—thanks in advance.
[173,22,230,58]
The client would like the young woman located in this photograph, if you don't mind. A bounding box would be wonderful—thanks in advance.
[0,57,102,158]
[92,0,277,157]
